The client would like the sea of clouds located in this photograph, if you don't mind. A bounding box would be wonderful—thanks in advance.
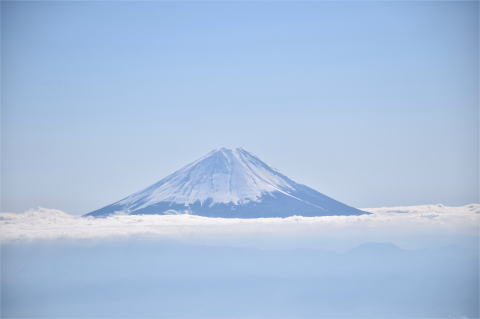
[1,204,478,250]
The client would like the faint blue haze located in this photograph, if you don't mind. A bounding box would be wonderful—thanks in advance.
[1,239,478,318]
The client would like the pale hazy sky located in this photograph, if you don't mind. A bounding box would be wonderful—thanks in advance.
[2,1,478,214]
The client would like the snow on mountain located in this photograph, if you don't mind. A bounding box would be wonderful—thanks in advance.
[118,147,295,207]
[85,147,367,218]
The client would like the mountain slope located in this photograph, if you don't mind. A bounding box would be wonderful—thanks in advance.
[85,147,367,218]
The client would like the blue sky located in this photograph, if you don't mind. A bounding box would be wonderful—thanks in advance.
[1,1,478,214]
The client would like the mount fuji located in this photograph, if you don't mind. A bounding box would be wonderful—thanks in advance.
[85,148,367,218]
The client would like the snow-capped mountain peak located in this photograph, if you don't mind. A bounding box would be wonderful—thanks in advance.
[117,147,295,208]
[86,148,367,218]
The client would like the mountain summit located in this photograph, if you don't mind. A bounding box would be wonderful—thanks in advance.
[85,147,367,218]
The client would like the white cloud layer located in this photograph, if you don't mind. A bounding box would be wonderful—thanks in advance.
[1,204,478,250]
